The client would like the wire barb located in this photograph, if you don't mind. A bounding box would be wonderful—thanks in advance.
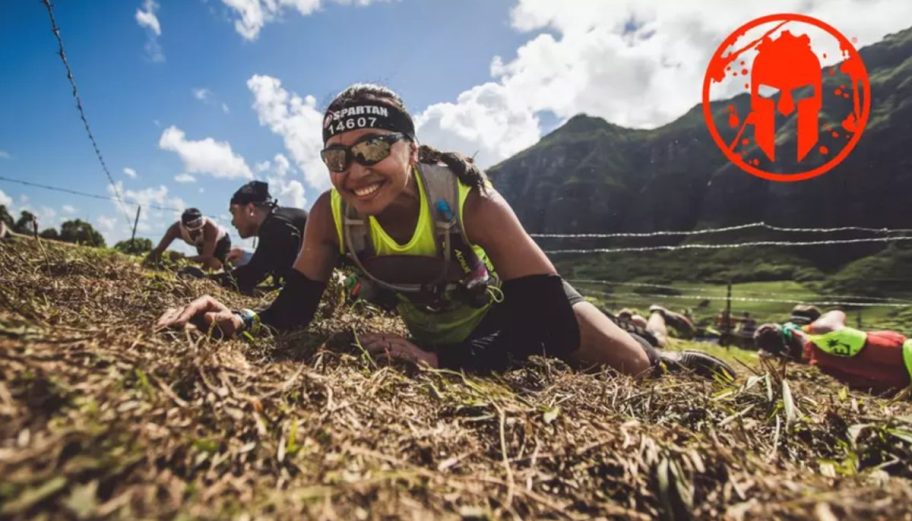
[545,236,912,254]
[531,222,912,239]
[0,174,181,212]
[41,0,133,228]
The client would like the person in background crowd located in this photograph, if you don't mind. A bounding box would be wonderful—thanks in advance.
[213,181,308,294]
[755,309,912,395]
[146,208,231,270]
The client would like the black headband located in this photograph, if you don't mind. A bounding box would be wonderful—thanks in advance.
[231,180,274,206]
[322,102,415,144]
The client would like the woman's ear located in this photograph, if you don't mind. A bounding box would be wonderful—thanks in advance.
[409,140,419,165]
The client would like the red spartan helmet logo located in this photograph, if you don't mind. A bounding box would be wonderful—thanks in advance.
[751,31,822,162]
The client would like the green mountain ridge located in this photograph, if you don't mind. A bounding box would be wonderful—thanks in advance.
[489,26,912,239]
[488,26,912,293]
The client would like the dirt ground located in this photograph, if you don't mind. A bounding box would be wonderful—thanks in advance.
[1,236,911,520]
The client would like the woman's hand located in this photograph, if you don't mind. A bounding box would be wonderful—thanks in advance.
[359,333,438,368]
[142,249,162,267]
[156,295,243,337]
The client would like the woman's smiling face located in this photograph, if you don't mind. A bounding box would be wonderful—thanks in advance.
[325,128,417,215]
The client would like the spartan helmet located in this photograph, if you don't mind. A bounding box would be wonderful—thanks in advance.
[750,31,822,162]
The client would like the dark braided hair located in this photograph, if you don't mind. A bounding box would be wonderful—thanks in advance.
[326,83,490,193]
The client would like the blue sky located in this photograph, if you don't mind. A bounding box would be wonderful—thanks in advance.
[1,0,908,250]
[0,0,535,249]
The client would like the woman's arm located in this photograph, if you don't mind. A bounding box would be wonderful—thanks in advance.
[145,223,179,263]
[461,187,556,279]
[256,191,338,329]
[156,191,339,334]
[432,188,579,371]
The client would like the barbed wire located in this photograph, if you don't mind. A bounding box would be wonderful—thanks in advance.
[531,222,912,239]
[0,175,182,212]
[545,236,912,255]
[567,278,912,304]
[41,0,133,228]
[580,287,912,309]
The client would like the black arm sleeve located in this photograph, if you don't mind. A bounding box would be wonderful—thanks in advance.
[226,242,275,294]
[435,274,580,372]
[221,218,301,294]
[257,270,327,331]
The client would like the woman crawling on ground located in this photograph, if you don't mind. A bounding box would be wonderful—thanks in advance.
[156,83,731,378]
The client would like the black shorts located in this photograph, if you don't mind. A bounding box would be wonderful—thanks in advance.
[198,235,231,264]
[456,277,586,363]
[448,278,654,367]
[562,279,586,306]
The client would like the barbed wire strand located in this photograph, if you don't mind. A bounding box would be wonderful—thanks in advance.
[545,236,912,254]
[41,0,133,228]
[567,278,912,304]
[532,222,912,239]
[580,288,912,309]
[0,175,181,212]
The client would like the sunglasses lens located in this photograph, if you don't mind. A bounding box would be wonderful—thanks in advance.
[321,148,349,172]
[351,137,393,166]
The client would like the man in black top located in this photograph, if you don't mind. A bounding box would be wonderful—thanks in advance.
[216,181,308,294]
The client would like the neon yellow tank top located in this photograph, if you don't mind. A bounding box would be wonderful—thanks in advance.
[330,167,496,345]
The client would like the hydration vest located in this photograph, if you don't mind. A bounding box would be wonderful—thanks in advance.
[339,163,499,311]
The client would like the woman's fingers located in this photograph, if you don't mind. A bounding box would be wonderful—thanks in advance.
[155,295,225,330]
[155,307,182,329]
[172,296,220,325]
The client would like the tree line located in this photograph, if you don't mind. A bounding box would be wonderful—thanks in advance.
[1,205,151,254]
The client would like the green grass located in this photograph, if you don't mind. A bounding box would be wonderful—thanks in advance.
[571,279,912,335]
[556,242,912,335]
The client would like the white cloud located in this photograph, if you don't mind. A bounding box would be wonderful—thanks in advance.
[136,0,164,62]
[238,2,910,172]
[136,0,161,35]
[192,87,231,113]
[0,189,11,206]
[399,0,912,168]
[97,215,118,235]
[159,126,253,179]
[415,82,541,169]
[247,74,326,190]
[494,0,912,129]
[220,0,387,40]
[174,173,197,183]
[256,153,307,208]
[104,181,187,245]
[62,205,77,214]
[272,153,292,177]
[123,167,138,179]
[270,175,307,209]
[0,150,10,159]
[39,207,57,225]
[192,88,211,101]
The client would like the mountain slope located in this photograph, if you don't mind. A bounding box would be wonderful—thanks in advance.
[489,26,912,242]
